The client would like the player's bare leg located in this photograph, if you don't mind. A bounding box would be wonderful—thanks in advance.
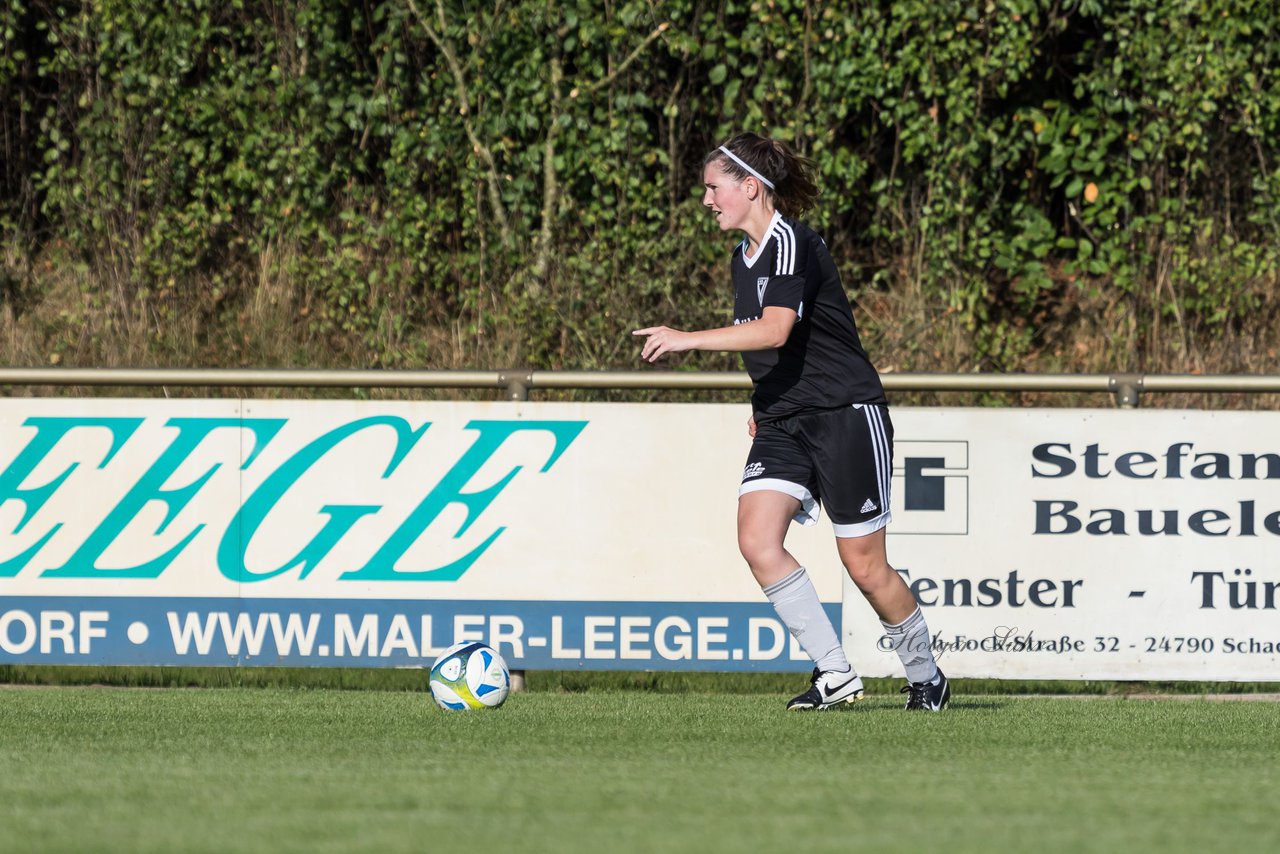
[838,528,949,711]
[739,490,864,709]
[736,489,802,587]
[835,527,916,624]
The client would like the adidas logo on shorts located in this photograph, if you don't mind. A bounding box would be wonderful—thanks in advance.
[860,498,878,514]
[743,462,766,479]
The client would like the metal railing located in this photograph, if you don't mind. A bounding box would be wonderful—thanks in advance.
[2,367,1279,407]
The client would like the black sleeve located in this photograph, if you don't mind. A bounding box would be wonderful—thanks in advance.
[762,228,809,313]
[761,274,804,312]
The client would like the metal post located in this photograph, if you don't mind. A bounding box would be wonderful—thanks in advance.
[1109,374,1144,408]
[500,372,530,689]
[500,370,532,402]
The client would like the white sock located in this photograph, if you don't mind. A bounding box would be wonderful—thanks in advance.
[762,567,852,674]
[880,606,939,684]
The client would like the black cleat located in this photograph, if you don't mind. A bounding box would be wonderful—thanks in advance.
[901,669,950,712]
[786,667,865,711]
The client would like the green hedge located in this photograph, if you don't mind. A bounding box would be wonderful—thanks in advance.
[2,0,1278,372]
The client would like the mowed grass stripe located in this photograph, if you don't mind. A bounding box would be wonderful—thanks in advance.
[6,664,1280,695]
[1,687,1277,853]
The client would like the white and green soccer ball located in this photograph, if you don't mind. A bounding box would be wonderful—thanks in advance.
[429,641,510,710]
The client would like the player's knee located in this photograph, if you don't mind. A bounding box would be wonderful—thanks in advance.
[737,530,782,569]
[842,554,894,592]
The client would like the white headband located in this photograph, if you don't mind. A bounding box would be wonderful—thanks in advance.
[718,145,775,190]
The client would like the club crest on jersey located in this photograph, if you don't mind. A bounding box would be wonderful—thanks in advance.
[756,277,768,304]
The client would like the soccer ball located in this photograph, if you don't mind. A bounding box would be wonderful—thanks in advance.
[428,641,510,710]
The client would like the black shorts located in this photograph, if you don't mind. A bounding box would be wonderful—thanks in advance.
[739,404,893,537]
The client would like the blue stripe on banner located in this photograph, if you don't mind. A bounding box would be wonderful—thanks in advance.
[0,598,838,672]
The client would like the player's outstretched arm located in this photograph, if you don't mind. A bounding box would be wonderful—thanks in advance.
[632,306,797,363]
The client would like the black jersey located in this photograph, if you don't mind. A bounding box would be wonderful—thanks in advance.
[731,213,886,423]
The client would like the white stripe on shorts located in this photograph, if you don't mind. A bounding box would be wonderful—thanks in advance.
[831,404,892,538]
[738,477,821,526]
[863,404,891,520]
[832,511,891,538]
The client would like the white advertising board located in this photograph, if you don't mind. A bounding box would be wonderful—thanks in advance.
[1,399,1275,679]
[0,399,828,671]
[845,408,1280,681]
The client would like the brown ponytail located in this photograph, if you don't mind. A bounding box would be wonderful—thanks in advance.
[704,133,820,218]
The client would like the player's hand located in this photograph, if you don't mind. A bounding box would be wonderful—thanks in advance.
[747,414,757,438]
[632,326,692,362]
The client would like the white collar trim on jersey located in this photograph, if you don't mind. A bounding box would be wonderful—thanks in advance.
[741,210,783,269]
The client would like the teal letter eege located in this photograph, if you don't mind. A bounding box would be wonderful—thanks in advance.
[341,420,587,582]
[0,417,141,576]
[217,416,428,582]
[41,418,284,578]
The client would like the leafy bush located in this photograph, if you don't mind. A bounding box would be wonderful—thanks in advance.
[2,0,1277,380]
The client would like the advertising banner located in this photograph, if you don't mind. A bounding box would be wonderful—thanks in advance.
[1,399,1276,679]
[0,400,830,672]
[845,408,1280,680]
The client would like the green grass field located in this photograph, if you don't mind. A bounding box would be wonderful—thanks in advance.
[2,684,1277,853]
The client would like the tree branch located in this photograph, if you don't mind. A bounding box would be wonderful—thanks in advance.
[530,56,564,295]
[406,0,511,239]
[583,21,670,96]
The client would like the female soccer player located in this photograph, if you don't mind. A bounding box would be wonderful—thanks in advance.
[634,133,949,712]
